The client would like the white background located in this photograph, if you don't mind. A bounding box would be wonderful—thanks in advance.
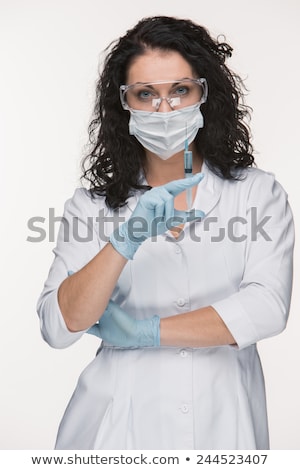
[0,0,299,450]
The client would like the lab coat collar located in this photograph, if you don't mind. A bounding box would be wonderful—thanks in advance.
[194,160,224,217]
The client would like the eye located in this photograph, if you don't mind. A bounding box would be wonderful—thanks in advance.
[136,89,155,101]
[174,85,189,96]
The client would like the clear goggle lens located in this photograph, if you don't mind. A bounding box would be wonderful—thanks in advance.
[120,78,208,111]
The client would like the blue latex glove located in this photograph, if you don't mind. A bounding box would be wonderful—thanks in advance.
[110,172,205,259]
[87,300,160,348]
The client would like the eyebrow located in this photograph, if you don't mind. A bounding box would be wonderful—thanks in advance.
[131,78,193,87]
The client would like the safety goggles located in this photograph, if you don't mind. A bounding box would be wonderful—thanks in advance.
[120,78,208,112]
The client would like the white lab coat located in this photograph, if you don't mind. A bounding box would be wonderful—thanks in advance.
[37,161,294,449]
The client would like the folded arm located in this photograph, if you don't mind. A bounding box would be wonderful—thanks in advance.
[160,306,236,347]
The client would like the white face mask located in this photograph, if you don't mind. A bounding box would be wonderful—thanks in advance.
[128,103,204,160]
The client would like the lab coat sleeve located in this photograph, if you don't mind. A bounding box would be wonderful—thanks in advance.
[36,188,101,349]
[211,171,294,350]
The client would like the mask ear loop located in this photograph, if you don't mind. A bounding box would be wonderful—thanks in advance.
[199,79,208,105]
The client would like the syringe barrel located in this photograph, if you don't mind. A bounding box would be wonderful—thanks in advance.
[184,150,193,176]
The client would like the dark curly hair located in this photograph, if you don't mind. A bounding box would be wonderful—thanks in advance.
[81,16,254,209]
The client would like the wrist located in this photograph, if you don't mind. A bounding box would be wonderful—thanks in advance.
[109,222,142,260]
[152,315,161,347]
[139,315,160,347]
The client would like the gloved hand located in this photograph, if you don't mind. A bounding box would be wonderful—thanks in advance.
[87,300,160,348]
[110,172,205,259]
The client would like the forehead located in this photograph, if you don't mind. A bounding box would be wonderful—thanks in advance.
[126,49,195,84]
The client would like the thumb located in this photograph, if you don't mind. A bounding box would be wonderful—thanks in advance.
[163,172,204,197]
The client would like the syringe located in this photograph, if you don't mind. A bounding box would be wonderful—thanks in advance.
[184,138,193,211]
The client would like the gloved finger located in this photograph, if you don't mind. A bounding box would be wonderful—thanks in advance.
[164,194,175,223]
[87,324,101,337]
[141,186,171,210]
[174,208,205,221]
[139,187,165,210]
[86,300,114,338]
[153,188,174,220]
[105,299,120,313]
[189,209,205,220]
[149,188,167,220]
[163,172,204,197]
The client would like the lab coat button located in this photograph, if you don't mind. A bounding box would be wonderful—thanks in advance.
[177,298,186,307]
[174,245,181,254]
[181,404,189,413]
[180,349,188,358]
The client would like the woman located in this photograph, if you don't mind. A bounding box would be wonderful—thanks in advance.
[37,16,294,449]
